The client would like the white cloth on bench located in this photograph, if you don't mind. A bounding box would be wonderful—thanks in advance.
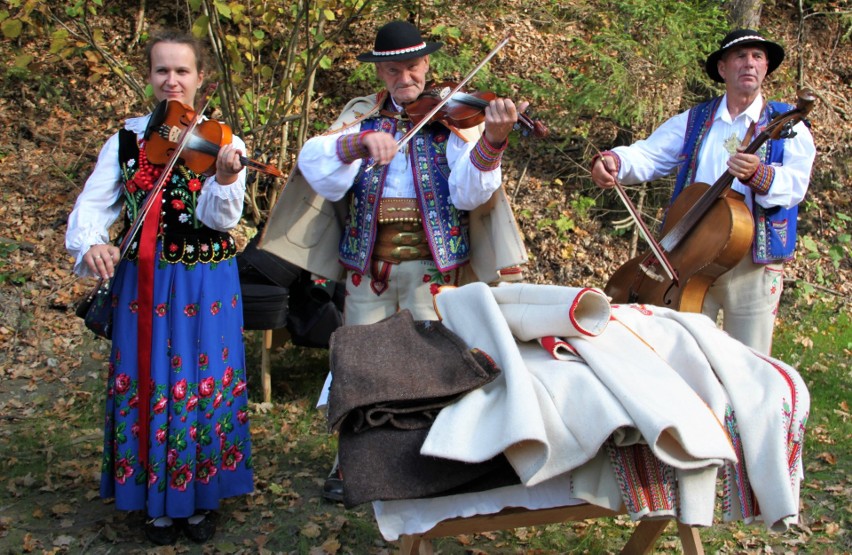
[393,283,809,532]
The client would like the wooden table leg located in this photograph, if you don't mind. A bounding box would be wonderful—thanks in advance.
[398,535,433,555]
[394,508,704,555]
[677,521,704,555]
[620,519,670,554]
[261,330,273,403]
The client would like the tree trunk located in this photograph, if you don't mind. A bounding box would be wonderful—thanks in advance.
[724,0,762,29]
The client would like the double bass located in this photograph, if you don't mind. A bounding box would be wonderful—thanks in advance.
[604,89,815,312]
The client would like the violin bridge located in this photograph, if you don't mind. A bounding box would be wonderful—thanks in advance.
[639,263,665,282]
[158,125,182,143]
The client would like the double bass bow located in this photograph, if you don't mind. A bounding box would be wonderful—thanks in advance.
[604,89,816,312]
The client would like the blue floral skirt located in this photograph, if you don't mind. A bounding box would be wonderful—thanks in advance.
[100,247,253,518]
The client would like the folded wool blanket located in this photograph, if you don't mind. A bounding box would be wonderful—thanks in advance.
[422,283,735,487]
[373,284,807,532]
[327,309,501,433]
[491,283,611,339]
[609,306,809,531]
[564,313,736,470]
[328,309,514,507]
[339,426,518,508]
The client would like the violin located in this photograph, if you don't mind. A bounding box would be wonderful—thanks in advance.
[404,81,548,138]
[144,100,284,178]
[604,89,816,312]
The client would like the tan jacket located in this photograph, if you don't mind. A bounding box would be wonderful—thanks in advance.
[259,92,527,283]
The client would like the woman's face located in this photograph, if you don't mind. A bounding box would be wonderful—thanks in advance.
[148,42,204,106]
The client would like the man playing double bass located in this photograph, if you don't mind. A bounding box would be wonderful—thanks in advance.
[591,29,816,355]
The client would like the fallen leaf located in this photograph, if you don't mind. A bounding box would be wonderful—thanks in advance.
[213,541,238,553]
[52,535,75,547]
[22,533,37,552]
[816,452,837,465]
[51,503,74,516]
[320,537,341,554]
[301,521,322,539]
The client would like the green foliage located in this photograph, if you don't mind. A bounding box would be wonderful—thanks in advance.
[796,203,850,288]
[179,0,374,222]
[566,0,726,131]
[536,200,577,241]
[570,194,596,221]
[773,299,851,468]
[0,242,27,285]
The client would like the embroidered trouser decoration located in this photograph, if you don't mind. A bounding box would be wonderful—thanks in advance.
[370,259,393,296]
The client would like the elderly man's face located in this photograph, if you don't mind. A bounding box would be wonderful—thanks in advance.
[717,45,769,96]
[376,56,430,105]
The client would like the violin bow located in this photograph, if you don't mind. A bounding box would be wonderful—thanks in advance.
[365,34,512,171]
[608,175,678,283]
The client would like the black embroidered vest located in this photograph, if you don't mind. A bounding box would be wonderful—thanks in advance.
[117,129,237,265]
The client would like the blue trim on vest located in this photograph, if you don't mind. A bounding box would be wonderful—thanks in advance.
[675,98,798,263]
[337,116,471,273]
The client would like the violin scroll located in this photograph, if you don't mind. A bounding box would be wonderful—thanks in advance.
[403,81,549,139]
[516,110,549,139]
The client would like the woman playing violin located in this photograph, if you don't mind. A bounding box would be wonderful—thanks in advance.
[65,29,252,545]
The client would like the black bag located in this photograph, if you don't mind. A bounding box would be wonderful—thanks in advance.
[286,272,344,348]
[75,280,114,340]
[237,233,300,331]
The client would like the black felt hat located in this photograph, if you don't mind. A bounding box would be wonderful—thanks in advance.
[356,20,443,63]
[705,29,785,83]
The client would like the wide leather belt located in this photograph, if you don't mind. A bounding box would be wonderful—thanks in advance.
[373,221,432,263]
[377,198,422,224]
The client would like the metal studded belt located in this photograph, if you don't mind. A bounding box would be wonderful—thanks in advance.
[373,221,431,263]
[377,198,422,224]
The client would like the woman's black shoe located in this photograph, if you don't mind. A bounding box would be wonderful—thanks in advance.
[184,511,217,543]
[144,519,180,545]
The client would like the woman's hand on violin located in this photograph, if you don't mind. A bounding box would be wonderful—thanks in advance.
[591,153,619,189]
[728,149,761,182]
[84,244,121,280]
[215,143,244,185]
[361,131,399,166]
[483,99,529,147]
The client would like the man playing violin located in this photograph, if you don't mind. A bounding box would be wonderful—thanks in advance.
[291,19,529,501]
[591,29,816,356]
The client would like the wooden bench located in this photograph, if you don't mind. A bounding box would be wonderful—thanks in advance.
[398,504,704,555]
[259,328,290,403]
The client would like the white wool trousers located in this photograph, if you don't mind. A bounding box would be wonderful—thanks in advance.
[702,255,784,355]
[344,259,470,325]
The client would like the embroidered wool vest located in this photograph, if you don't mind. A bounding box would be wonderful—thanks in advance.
[338,117,471,274]
[674,98,799,263]
[117,129,237,265]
